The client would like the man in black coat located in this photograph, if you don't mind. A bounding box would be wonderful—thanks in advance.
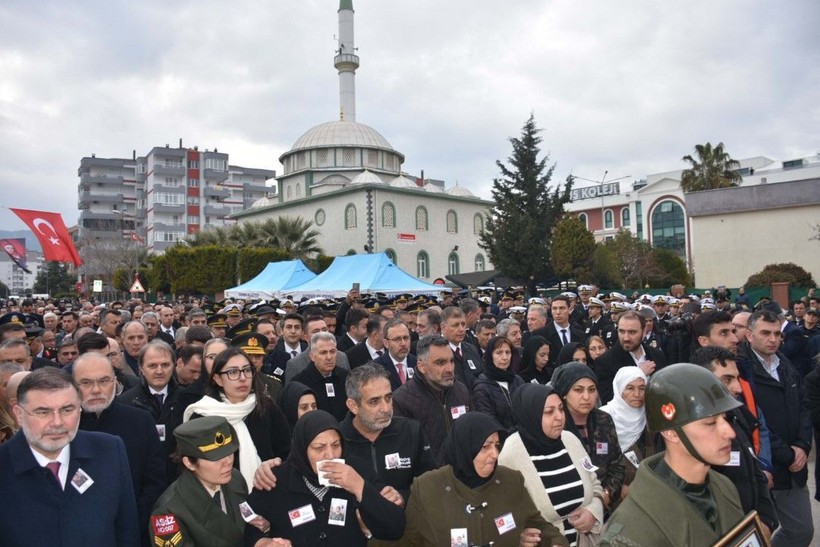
[374,319,417,390]
[292,332,349,421]
[74,353,167,546]
[594,310,667,404]
[529,295,587,370]
[345,314,388,369]
[439,307,481,390]
[264,313,307,381]
[737,310,813,547]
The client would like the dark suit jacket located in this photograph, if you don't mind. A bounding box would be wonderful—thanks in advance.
[781,321,810,375]
[531,323,587,369]
[593,342,668,404]
[374,352,418,390]
[292,364,350,421]
[346,341,381,369]
[336,332,359,354]
[154,331,176,347]
[79,401,167,544]
[452,341,482,390]
[265,338,308,380]
[0,430,140,547]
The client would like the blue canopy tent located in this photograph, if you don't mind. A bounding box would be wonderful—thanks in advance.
[285,253,442,299]
[223,259,317,300]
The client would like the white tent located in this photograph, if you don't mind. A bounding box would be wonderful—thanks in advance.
[223,260,317,300]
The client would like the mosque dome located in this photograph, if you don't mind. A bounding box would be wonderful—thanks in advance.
[447,185,474,197]
[288,120,396,153]
[423,183,444,193]
[251,196,276,208]
[351,170,384,184]
[389,175,418,188]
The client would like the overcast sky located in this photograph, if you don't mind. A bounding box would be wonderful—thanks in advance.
[1,0,818,233]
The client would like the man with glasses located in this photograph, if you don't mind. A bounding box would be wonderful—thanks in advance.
[375,318,417,389]
[0,367,140,546]
[74,353,167,546]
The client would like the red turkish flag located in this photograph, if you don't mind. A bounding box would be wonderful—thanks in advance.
[10,208,83,266]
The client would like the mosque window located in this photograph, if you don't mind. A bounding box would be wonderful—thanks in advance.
[368,150,379,167]
[415,206,428,231]
[651,200,686,257]
[448,252,460,275]
[295,183,301,197]
[417,251,429,278]
[475,254,485,272]
[621,207,630,227]
[297,153,306,169]
[382,202,396,228]
[604,209,614,229]
[345,204,357,229]
[473,213,484,235]
[344,149,355,165]
[446,210,458,233]
[385,248,397,264]
[578,213,588,228]
[317,149,329,166]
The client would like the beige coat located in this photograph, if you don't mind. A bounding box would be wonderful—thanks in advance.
[499,431,605,535]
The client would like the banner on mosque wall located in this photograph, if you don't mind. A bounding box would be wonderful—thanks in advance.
[570,182,620,201]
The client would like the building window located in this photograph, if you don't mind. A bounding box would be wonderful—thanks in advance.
[343,149,355,165]
[385,248,397,264]
[415,206,428,231]
[417,251,429,278]
[578,213,588,228]
[651,200,686,256]
[188,178,199,187]
[295,183,301,197]
[297,153,306,169]
[345,204,357,229]
[621,207,630,227]
[315,209,326,226]
[367,150,379,167]
[187,160,199,169]
[187,215,198,224]
[204,158,226,171]
[604,209,614,229]
[446,210,458,233]
[636,202,643,239]
[475,254,486,272]
[448,252,459,275]
[473,213,484,235]
[382,202,396,228]
[317,149,329,166]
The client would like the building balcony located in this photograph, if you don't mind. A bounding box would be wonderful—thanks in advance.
[152,164,186,176]
[334,53,360,70]
[243,182,269,193]
[80,173,125,187]
[204,169,230,182]
[79,192,124,205]
[151,203,183,214]
[204,205,231,216]
[150,183,185,194]
[204,186,231,200]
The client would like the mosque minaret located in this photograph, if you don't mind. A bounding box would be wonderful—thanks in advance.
[334,0,359,122]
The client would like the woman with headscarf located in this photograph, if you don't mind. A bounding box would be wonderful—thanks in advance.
[585,336,607,363]
[555,342,593,367]
[598,367,654,500]
[518,335,551,385]
[551,362,626,512]
[472,336,525,429]
[245,410,405,546]
[184,347,291,493]
[403,412,568,547]
[277,382,317,431]
[499,384,605,547]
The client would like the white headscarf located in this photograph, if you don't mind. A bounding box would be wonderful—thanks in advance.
[599,366,648,452]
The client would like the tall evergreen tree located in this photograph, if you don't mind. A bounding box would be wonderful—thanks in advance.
[33,262,75,295]
[479,114,573,281]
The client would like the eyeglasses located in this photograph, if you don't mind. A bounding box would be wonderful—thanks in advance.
[386,336,411,343]
[19,404,79,420]
[218,366,255,381]
[107,350,123,358]
[205,353,219,360]
[77,377,116,389]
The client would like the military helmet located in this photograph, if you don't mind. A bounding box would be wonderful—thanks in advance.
[646,363,741,432]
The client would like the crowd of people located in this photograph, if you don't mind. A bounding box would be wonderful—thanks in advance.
[0,283,817,546]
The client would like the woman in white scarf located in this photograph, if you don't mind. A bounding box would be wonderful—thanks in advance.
[598,366,655,501]
[184,347,291,492]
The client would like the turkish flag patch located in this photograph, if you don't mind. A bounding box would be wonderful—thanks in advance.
[152,514,180,536]
[661,403,676,421]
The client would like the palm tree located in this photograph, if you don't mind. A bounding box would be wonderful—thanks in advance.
[680,142,742,193]
[183,216,322,259]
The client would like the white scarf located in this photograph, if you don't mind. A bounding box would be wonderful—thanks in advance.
[183,394,261,492]
[599,367,647,452]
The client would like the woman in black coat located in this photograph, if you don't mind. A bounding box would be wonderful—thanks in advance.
[472,336,524,430]
[245,410,405,546]
[518,335,551,384]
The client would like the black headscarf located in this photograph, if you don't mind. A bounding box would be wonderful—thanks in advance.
[511,383,564,453]
[288,409,344,483]
[277,381,316,429]
[481,336,517,382]
[519,335,550,383]
[555,342,591,367]
[550,361,598,398]
[443,413,506,489]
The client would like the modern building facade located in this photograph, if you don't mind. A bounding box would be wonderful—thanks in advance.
[77,144,276,253]
[234,0,493,280]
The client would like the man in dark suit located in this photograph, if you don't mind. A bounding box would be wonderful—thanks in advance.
[0,367,140,546]
[336,307,370,353]
[530,295,586,369]
[264,313,307,381]
[293,332,349,421]
[346,314,388,369]
[74,352,167,546]
[593,310,667,404]
[440,307,482,390]
[374,319,417,389]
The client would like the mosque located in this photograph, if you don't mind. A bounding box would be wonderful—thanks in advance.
[234,0,494,281]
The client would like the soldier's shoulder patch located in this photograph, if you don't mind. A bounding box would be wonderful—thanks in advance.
[152,514,183,546]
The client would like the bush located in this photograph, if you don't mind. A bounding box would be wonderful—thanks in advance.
[745,263,815,288]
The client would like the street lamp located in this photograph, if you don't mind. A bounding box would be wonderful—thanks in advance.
[574,172,632,239]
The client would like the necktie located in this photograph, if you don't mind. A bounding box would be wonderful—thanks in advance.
[46,461,61,484]
[291,350,298,358]
[561,329,568,345]
[213,490,224,512]
[375,350,383,357]
[454,347,462,360]
[154,393,165,409]
[397,362,406,384]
